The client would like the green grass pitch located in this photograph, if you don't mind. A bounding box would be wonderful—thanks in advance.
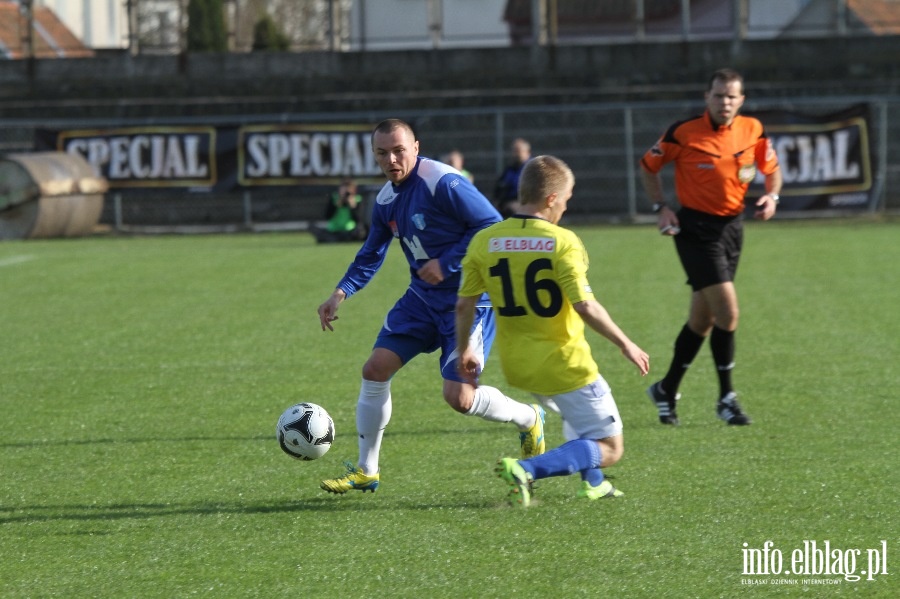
[1,218,897,597]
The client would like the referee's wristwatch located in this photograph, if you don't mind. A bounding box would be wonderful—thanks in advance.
[652,202,668,213]
[768,194,780,204]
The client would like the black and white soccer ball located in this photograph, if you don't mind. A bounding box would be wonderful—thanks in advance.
[276,403,335,461]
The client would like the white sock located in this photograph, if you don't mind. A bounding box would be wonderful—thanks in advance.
[356,379,391,475]
[465,385,536,430]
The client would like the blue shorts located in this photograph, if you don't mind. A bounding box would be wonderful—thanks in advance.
[374,289,496,383]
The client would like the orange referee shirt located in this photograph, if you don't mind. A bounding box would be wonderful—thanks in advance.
[641,111,780,217]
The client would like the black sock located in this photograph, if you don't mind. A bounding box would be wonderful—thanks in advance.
[661,324,706,395]
[710,325,735,399]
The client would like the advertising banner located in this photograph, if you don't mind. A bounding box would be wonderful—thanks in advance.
[36,105,876,212]
[747,104,874,211]
[35,124,385,192]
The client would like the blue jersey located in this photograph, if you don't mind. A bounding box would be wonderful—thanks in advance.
[494,162,525,204]
[336,157,501,312]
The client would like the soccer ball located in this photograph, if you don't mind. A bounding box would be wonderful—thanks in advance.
[276,403,335,461]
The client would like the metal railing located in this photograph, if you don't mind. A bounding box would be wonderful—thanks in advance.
[0,95,896,232]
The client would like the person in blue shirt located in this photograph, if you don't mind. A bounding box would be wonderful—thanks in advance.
[317,119,545,494]
[493,137,531,218]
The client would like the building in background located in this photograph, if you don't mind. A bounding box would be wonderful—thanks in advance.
[33,0,127,49]
[498,0,897,45]
[349,0,509,50]
[11,0,898,58]
[0,1,94,58]
[787,0,900,36]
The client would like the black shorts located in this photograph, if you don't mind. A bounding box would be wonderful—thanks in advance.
[673,207,744,291]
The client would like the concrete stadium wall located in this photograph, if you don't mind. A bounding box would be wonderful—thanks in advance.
[2,36,897,225]
[1,36,898,119]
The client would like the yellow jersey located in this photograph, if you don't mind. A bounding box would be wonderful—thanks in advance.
[460,216,599,395]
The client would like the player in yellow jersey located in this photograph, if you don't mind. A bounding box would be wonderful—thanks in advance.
[455,155,650,507]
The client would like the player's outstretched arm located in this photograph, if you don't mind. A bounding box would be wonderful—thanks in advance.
[639,165,680,235]
[454,294,482,386]
[456,349,481,387]
[317,289,346,332]
[573,299,650,376]
[619,342,650,376]
[754,168,783,221]
[416,258,445,285]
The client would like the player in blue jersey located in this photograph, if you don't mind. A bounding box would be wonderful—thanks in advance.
[317,119,545,494]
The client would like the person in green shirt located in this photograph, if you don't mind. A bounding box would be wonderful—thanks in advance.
[312,178,367,243]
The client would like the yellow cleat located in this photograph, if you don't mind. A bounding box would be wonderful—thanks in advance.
[519,404,546,459]
[495,457,533,507]
[320,461,380,494]
[577,479,623,500]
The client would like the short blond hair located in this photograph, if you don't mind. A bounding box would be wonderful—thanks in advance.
[518,155,574,206]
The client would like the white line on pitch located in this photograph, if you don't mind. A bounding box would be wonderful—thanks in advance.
[0,255,36,267]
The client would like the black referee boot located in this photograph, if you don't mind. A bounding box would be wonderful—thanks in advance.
[717,391,751,425]
[646,381,681,425]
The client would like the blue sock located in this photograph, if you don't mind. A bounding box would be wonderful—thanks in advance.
[581,467,605,487]
[519,439,601,480]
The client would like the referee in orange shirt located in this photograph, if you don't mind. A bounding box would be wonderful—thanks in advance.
[639,68,782,426]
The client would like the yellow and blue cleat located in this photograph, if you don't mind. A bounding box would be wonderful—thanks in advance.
[519,404,546,459]
[320,460,380,494]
